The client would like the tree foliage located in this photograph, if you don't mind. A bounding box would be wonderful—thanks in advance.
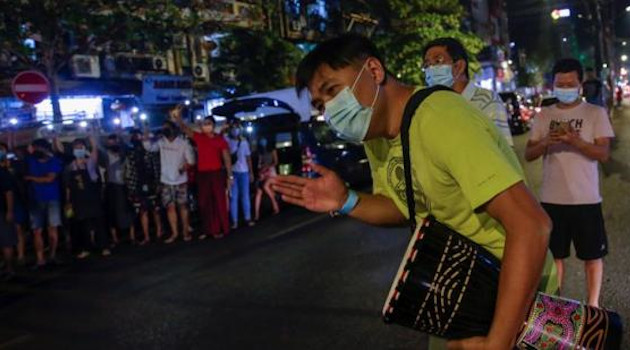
[344,0,486,85]
[211,28,304,96]
[0,0,222,119]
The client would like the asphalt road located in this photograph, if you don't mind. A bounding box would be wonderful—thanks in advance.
[1,104,629,349]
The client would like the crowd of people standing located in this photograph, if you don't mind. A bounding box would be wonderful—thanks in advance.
[0,108,282,281]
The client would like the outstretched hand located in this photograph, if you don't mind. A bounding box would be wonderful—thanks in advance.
[271,164,348,213]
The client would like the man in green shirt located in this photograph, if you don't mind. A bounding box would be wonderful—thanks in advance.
[272,34,557,349]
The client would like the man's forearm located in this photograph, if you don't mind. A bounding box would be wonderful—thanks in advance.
[222,151,233,177]
[6,191,14,214]
[572,139,609,162]
[524,141,547,162]
[176,119,195,139]
[487,218,549,348]
[247,157,254,174]
[349,193,406,227]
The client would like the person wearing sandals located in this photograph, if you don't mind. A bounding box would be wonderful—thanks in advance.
[172,107,233,239]
[144,119,195,244]
[254,137,280,221]
[125,129,163,245]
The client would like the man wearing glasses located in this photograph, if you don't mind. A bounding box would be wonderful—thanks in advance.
[422,38,513,146]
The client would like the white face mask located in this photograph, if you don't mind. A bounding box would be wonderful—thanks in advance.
[553,87,581,104]
[324,62,379,142]
[424,64,455,87]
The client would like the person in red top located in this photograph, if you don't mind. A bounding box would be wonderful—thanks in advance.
[173,108,233,239]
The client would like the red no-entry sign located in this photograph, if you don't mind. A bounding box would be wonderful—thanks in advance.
[11,70,50,104]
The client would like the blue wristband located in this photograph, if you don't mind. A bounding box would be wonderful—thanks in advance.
[338,190,359,215]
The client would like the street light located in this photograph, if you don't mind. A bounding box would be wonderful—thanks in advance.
[9,118,18,126]
[562,37,568,43]
[139,113,148,121]
[551,9,571,20]
[622,55,628,62]
[626,5,630,12]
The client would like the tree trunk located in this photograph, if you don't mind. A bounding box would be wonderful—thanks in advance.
[47,65,63,123]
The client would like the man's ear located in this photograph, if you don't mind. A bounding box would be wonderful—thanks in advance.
[453,59,467,80]
[365,57,386,85]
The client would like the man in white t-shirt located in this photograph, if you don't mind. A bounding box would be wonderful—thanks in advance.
[525,58,614,307]
[422,37,513,146]
[144,120,195,244]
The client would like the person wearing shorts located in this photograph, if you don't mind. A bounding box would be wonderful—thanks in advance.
[125,129,163,245]
[143,121,195,244]
[541,203,608,261]
[526,58,614,307]
[25,139,63,268]
[161,183,188,207]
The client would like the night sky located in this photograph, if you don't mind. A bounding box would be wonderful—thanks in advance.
[507,0,629,69]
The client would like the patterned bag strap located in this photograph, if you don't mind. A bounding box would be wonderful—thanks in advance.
[400,85,454,230]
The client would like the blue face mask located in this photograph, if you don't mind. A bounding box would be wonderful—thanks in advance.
[73,149,87,159]
[553,87,581,104]
[424,64,455,87]
[324,62,380,142]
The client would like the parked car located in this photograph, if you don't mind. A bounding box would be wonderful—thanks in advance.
[499,92,530,135]
[300,117,371,187]
[211,97,302,176]
[211,97,372,187]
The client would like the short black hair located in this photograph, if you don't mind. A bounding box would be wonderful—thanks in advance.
[129,128,142,136]
[422,37,470,79]
[163,120,177,129]
[0,142,8,151]
[204,115,216,124]
[32,138,51,151]
[295,33,386,95]
[72,138,88,147]
[107,134,119,141]
[552,58,583,82]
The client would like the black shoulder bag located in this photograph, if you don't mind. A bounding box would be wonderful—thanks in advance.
[231,139,242,165]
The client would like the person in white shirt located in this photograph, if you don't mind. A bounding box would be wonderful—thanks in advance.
[226,123,255,229]
[525,58,614,307]
[422,37,514,146]
[144,120,195,244]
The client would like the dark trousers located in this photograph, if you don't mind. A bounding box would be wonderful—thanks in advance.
[72,216,108,252]
[197,171,229,236]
